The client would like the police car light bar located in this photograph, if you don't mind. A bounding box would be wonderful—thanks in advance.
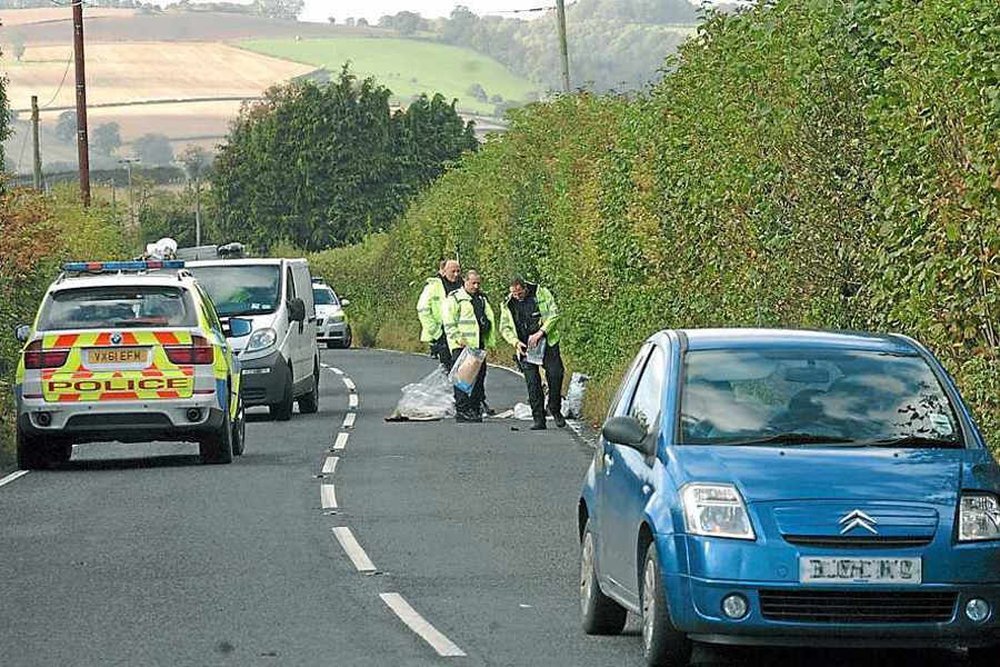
[63,260,186,272]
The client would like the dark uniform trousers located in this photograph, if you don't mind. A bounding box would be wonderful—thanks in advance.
[521,342,564,423]
[452,347,487,417]
[432,335,453,371]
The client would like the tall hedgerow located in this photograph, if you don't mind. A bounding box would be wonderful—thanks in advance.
[311,0,1000,447]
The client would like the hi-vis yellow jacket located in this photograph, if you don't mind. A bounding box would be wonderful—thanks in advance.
[416,276,449,343]
[442,288,497,352]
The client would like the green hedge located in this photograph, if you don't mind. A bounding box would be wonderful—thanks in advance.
[311,0,998,450]
[0,187,130,470]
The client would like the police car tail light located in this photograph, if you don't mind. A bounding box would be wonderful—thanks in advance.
[164,335,214,365]
[23,340,70,369]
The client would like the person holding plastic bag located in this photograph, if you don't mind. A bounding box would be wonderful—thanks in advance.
[442,270,496,423]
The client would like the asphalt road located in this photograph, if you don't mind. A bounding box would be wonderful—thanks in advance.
[0,349,976,666]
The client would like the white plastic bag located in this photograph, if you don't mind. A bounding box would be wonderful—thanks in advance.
[389,368,455,421]
[563,372,589,419]
[448,347,487,395]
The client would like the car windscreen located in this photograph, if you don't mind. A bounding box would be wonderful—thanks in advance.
[313,287,339,306]
[37,286,197,330]
[187,265,281,317]
[680,348,963,447]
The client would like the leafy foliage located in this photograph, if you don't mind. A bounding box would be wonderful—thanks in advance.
[92,122,123,157]
[132,133,175,166]
[211,67,476,253]
[0,44,9,178]
[316,0,1000,452]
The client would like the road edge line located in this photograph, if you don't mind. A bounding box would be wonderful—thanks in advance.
[0,470,29,489]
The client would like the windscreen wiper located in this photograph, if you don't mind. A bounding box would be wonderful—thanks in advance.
[858,435,963,449]
[707,433,858,447]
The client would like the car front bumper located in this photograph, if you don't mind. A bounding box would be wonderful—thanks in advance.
[316,319,348,343]
[238,348,290,406]
[658,533,1000,649]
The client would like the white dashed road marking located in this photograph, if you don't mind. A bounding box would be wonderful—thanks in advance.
[322,456,339,475]
[321,484,338,509]
[342,412,356,429]
[332,527,377,573]
[0,470,29,488]
[379,593,467,658]
[348,394,359,409]
[343,377,356,391]
[333,432,350,450]
[332,367,344,376]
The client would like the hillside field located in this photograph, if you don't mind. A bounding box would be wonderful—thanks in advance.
[240,38,540,115]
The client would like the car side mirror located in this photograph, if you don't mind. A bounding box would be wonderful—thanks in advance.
[602,415,648,450]
[227,318,252,338]
[288,298,306,323]
[15,324,31,343]
[340,299,350,307]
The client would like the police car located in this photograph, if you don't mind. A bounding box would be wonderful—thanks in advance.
[12,260,248,468]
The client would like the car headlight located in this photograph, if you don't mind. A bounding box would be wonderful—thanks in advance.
[330,314,344,324]
[959,493,1000,542]
[245,327,277,352]
[681,483,756,541]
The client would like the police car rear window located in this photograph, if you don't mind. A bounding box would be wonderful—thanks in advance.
[38,286,198,330]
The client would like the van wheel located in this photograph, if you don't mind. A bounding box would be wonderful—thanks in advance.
[641,543,691,666]
[16,428,69,470]
[580,520,627,635]
[200,411,234,464]
[231,399,246,456]
[298,362,320,414]
[270,369,294,421]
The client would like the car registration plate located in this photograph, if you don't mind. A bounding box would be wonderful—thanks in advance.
[87,347,149,365]
[799,557,922,585]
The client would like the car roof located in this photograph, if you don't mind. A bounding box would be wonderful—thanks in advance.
[657,328,916,355]
[49,272,200,294]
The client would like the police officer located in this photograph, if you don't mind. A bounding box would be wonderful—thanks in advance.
[442,270,496,423]
[417,259,461,370]
[500,276,566,430]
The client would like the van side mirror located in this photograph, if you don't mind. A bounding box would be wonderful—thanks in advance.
[15,324,31,343]
[288,298,306,323]
[227,318,252,338]
[602,415,647,450]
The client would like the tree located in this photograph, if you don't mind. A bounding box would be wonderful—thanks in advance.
[327,16,336,25]
[92,122,122,156]
[253,0,303,21]
[211,67,476,252]
[356,18,369,27]
[55,110,77,144]
[466,83,488,103]
[132,133,174,166]
[10,33,26,62]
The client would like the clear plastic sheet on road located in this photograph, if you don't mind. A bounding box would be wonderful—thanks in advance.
[384,368,456,422]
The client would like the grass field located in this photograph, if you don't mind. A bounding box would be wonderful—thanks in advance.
[240,38,539,115]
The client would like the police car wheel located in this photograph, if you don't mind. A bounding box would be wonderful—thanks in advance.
[231,400,246,456]
[199,412,234,465]
[344,326,352,348]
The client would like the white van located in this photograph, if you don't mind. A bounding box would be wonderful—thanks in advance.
[186,258,320,420]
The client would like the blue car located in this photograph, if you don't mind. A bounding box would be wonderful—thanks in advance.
[578,329,1000,666]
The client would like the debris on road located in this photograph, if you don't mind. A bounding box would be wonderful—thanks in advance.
[384,368,455,421]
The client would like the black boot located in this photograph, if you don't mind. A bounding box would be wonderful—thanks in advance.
[552,412,567,428]
[530,419,547,431]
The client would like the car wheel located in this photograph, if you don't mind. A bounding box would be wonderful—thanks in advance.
[231,398,246,456]
[580,519,627,635]
[968,647,993,667]
[343,326,352,349]
[269,368,294,421]
[16,428,69,470]
[641,542,692,667]
[200,410,234,464]
[298,362,320,414]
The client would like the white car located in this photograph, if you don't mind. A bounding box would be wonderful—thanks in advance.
[312,280,352,349]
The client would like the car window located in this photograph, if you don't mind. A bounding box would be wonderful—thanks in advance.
[186,265,280,317]
[194,285,224,334]
[313,287,339,306]
[608,344,652,418]
[37,286,198,330]
[679,348,964,447]
[629,345,666,434]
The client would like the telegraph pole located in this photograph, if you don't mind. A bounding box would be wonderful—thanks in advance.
[31,95,43,190]
[72,0,92,206]
[555,0,571,92]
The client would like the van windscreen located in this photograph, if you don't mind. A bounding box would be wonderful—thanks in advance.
[188,265,281,317]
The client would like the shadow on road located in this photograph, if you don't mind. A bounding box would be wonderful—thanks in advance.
[61,453,203,471]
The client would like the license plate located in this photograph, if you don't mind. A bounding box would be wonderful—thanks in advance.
[87,347,149,365]
[799,557,922,585]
